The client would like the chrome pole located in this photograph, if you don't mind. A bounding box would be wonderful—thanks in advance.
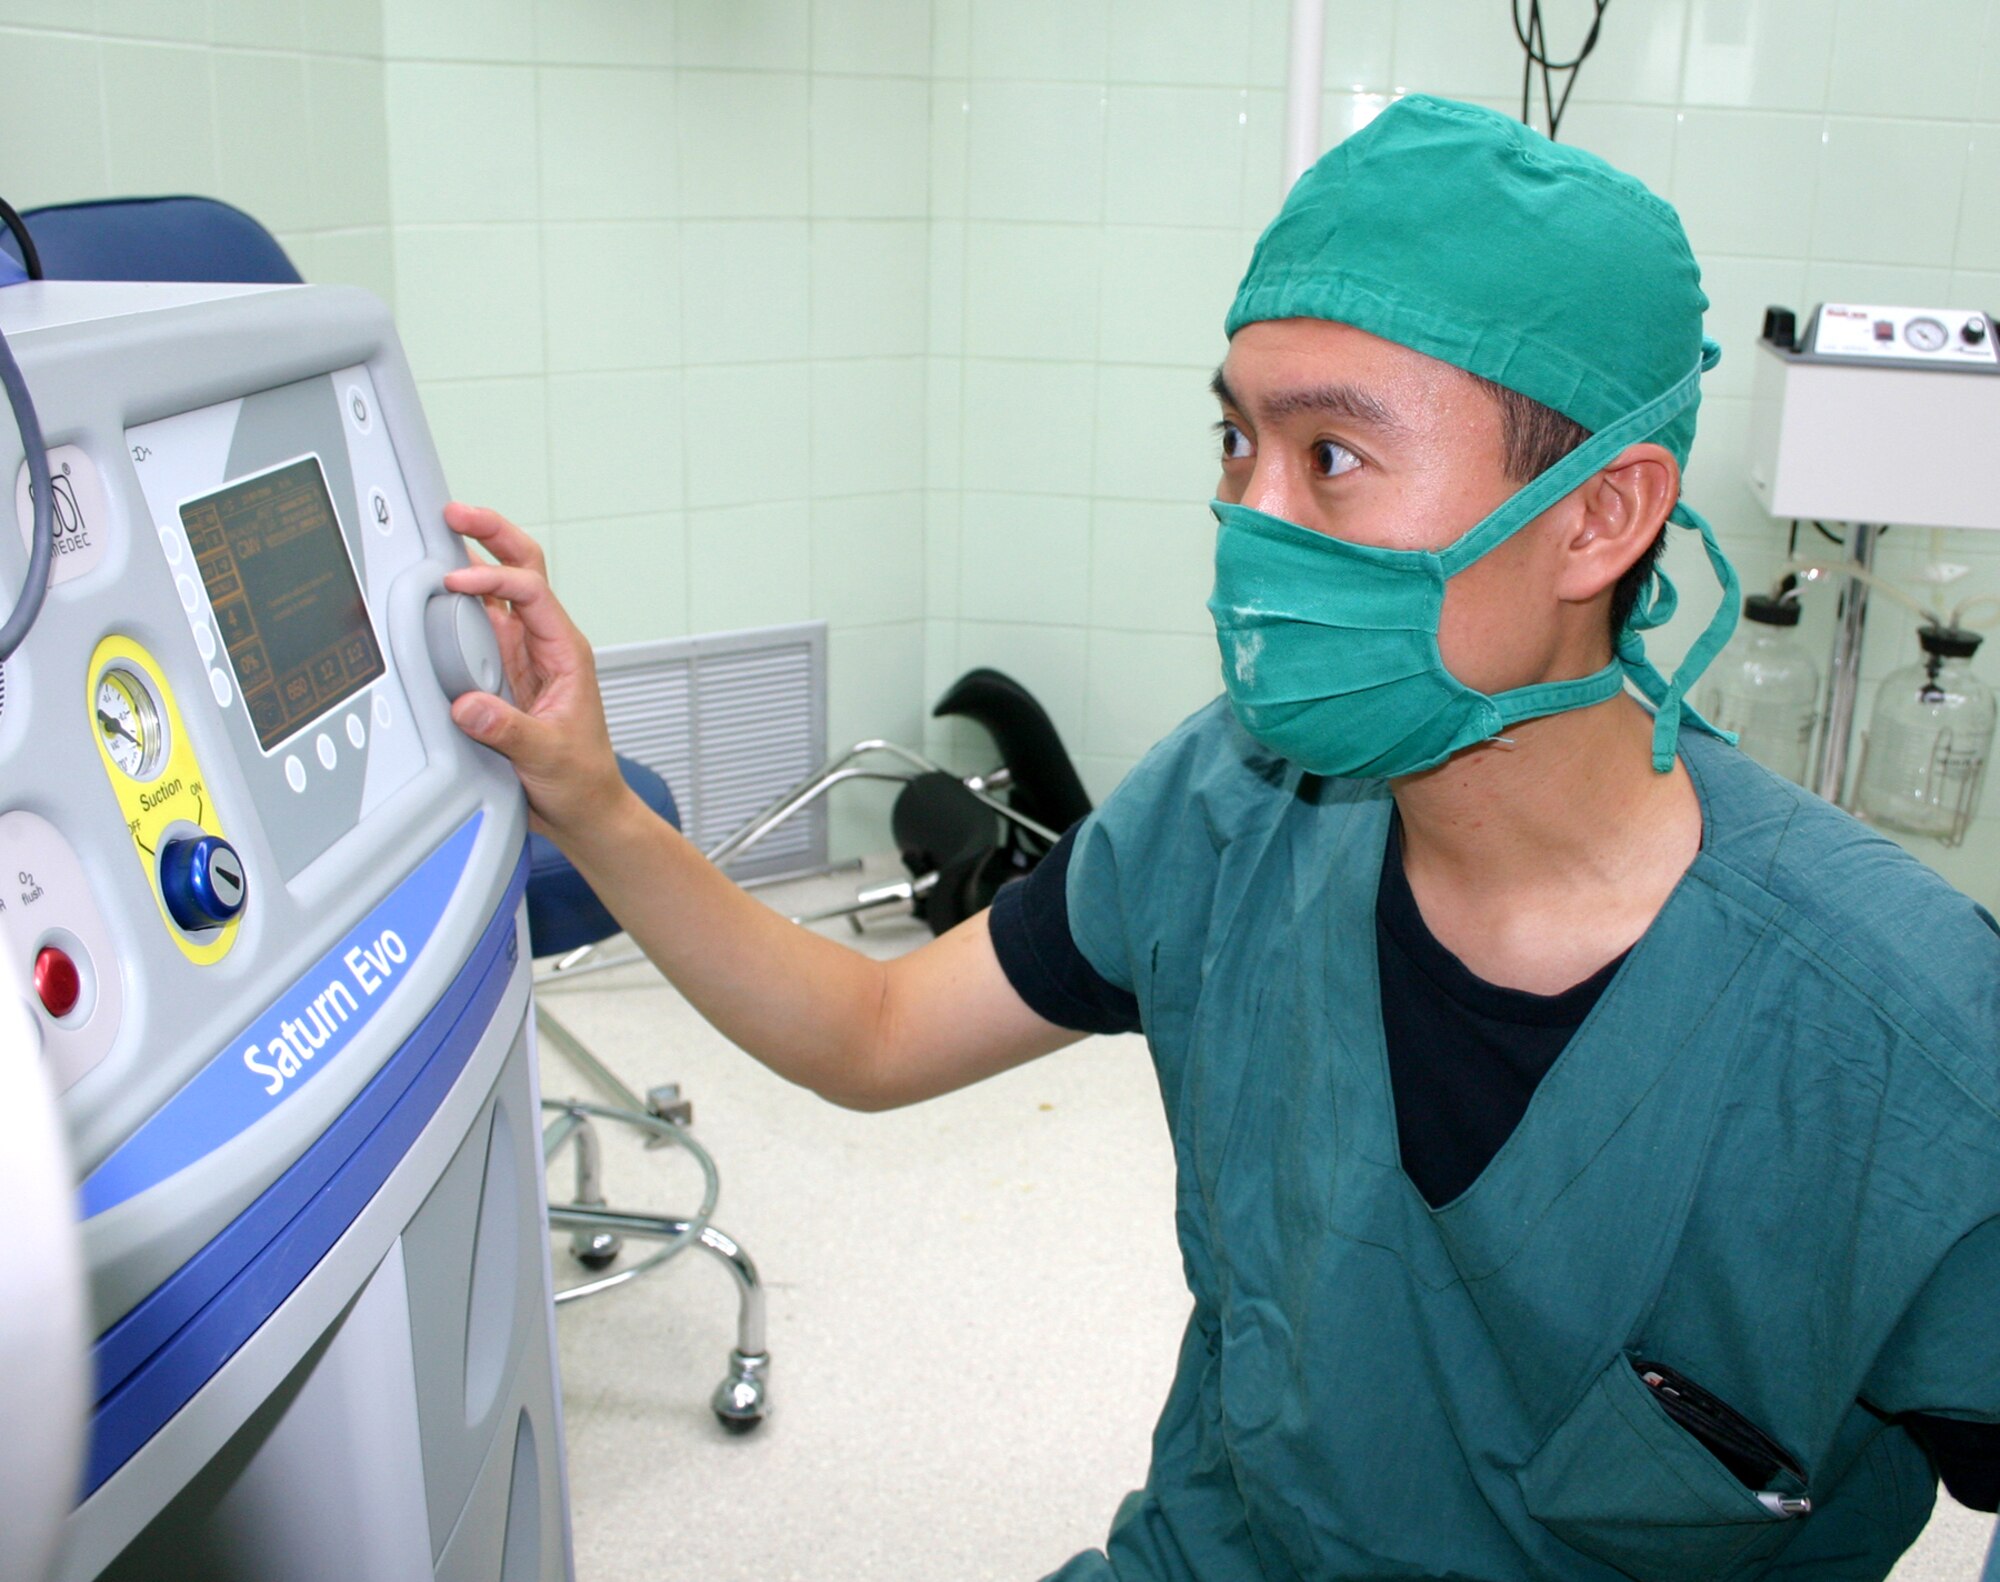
[1814,522,1878,806]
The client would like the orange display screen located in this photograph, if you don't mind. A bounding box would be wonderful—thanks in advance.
[182,457,384,752]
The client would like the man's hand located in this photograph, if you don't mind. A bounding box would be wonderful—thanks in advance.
[441,507,1081,1114]
[442,503,628,842]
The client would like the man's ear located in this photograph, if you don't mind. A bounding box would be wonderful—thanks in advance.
[1553,442,1680,605]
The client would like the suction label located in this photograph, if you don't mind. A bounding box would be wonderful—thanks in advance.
[78,812,484,1220]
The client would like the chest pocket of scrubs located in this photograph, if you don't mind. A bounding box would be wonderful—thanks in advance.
[1519,1350,1807,1582]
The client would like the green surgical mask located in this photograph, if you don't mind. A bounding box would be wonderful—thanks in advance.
[1208,348,1739,780]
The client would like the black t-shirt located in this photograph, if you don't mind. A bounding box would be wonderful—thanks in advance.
[1374,815,1626,1205]
[990,819,1617,1207]
[987,818,2000,1510]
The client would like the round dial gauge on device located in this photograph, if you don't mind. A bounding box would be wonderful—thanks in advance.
[1904,316,1948,352]
[95,666,168,780]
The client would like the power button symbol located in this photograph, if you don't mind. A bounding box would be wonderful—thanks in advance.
[346,385,373,434]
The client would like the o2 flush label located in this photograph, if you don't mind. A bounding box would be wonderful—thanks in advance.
[78,813,485,1220]
[15,446,109,585]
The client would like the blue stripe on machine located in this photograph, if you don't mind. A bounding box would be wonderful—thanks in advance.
[83,839,529,1498]
[80,814,486,1221]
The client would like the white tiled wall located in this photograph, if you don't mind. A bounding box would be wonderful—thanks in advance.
[2,0,1997,892]
[923,0,2000,906]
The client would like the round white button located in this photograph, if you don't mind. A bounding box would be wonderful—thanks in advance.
[373,693,392,729]
[284,755,307,792]
[158,525,184,565]
[367,488,392,536]
[208,666,232,706]
[176,574,200,612]
[346,384,373,434]
[345,713,365,748]
[193,621,216,661]
[316,733,336,770]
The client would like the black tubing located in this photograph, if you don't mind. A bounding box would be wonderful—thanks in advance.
[0,197,42,280]
[0,321,53,661]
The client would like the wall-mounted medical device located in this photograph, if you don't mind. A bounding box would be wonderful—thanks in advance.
[1745,303,2000,807]
[0,279,571,1581]
[1748,302,2000,532]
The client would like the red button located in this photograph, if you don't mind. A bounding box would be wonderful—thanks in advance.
[33,945,81,1019]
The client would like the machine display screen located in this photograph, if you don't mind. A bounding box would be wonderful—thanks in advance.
[181,456,385,753]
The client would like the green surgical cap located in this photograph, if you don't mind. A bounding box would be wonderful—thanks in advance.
[1226,95,1712,464]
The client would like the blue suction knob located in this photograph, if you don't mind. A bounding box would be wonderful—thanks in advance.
[159,835,247,932]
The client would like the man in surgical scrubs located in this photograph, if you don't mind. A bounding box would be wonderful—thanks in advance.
[446,96,2000,1580]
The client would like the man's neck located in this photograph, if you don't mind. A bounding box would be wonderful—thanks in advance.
[1389,695,1703,994]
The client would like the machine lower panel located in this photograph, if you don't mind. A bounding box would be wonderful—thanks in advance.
[85,1020,568,1582]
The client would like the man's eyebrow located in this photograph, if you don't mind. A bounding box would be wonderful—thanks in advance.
[1208,366,1407,435]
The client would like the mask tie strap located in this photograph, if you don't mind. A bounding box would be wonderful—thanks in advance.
[1491,659,1627,730]
[1436,360,1708,577]
[1621,499,1741,772]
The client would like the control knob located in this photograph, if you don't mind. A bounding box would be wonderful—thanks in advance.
[424,592,505,701]
[1964,317,1988,345]
[159,835,246,932]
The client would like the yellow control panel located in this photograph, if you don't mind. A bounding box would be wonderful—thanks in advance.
[87,634,240,964]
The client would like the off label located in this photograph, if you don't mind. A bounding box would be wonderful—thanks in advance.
[16,445,110,586]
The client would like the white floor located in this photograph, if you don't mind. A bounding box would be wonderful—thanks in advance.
[535,859,1995,1582]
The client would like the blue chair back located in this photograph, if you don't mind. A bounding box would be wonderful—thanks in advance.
[6,196,301,284]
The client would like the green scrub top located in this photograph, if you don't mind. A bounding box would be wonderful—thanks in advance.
[1046,699,2000,1582]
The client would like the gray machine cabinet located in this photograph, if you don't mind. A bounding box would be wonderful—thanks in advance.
[0,281,573,1582]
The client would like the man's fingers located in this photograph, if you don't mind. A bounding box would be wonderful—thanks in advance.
[443,502,548,578]
[444,562,577,652]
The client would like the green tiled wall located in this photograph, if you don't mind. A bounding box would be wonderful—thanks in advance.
[3,0,1998,892]
[0,0,394,297]
[378,0,930,857]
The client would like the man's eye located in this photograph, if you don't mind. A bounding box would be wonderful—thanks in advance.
[1312,439,1360,478]
[1218,421,1253,462]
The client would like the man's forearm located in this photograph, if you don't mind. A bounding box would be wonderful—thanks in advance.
[554,788,897,1108]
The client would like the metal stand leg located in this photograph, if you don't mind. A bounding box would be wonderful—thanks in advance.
[538,1002,690,1142]
[547,1205,770,1431]
[1813,521,1879,806]
[537,1002,645,1114]
[542,1106,621,1270]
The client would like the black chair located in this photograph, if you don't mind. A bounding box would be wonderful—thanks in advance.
[695,667,1092,938]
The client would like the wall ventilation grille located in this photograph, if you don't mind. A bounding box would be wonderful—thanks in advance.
[594,622,827,882]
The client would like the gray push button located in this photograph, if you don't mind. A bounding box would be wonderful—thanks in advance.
[424,593,504,701]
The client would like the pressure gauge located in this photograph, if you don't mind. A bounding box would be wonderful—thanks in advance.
[1904,316,1948,353]
[95,666,167,781]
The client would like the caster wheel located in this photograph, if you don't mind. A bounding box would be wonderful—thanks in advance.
[712,1350,769,1433]
[572,1231,621,1271]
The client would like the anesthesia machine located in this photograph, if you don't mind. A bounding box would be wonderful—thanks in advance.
[1,276,573,1580]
